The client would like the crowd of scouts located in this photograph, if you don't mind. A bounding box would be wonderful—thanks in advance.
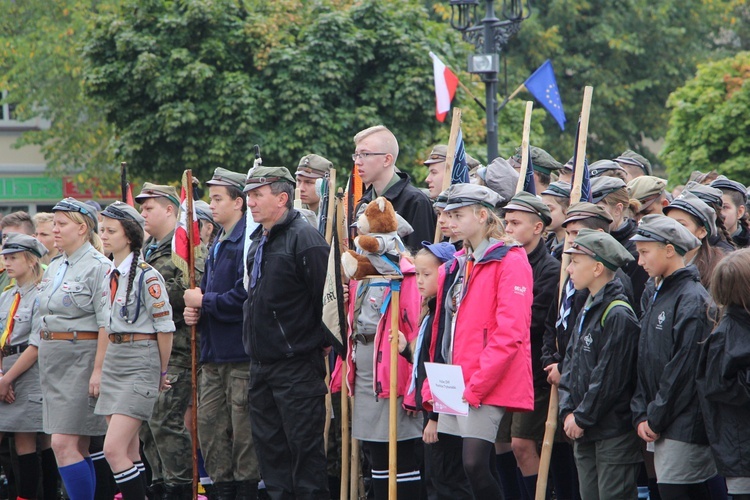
[0,124,746,500]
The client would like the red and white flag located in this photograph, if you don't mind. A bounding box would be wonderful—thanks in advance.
[430,52,459,122]
[172,170,201,279]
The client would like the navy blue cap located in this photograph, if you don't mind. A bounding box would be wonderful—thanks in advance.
[421,241,455,263]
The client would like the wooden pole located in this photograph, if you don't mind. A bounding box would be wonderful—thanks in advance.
[350,431,360,500]
[184,170,200,500]
[340,358,350,500]
[388,278,402,500]
[434,107,463,244]
[515,101,535,194]
[535,86,594,500]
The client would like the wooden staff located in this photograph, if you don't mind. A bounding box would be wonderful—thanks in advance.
[334,188,352,500]
[350,430,361,500]
[535,86,594,500]
[515,101,535,194]
[388,278,402,500]
[434,107,463,244]
[184,169,201,500]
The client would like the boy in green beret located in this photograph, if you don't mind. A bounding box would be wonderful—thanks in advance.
[559,229,642,499]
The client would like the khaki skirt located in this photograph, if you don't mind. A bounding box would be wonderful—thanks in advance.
[0,351,43,433]
[95,339,160,421]
[38,338,107,435]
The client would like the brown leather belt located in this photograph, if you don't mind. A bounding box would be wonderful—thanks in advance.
[41,331,98,341]
[108,333,157,344]
[2,343,29,356]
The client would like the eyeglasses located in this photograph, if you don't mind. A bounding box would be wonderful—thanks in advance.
[351,152,388,162]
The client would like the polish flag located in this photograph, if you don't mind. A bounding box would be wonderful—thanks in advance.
[430,52,459,122]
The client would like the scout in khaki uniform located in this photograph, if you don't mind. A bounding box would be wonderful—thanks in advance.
[0,234,56,500]
[37,197,113,500]
[558,229,642,499]
[137,183,203,500]
[94,202,175,500]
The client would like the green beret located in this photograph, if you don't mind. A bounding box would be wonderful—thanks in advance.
[614,150,652,176]
[206,167,246,192]
[244,166,295,192]
[445,184,503,211]
[296,154,333,179]
[630,214,701,256]
[565,228,634,271]
[513,146,563,176]
[542,181,571,199]
[563,202,614,227]
[1,233,47,258]
[135,182,180,206]
[505,191,552,226]
[664,192,717,238]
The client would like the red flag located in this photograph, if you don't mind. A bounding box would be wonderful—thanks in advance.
[125,183,135,207]
[171,170,200,277]
[430,52,459,122]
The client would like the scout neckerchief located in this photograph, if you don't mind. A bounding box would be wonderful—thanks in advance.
[0,292,20,348]
[110,269,120,305]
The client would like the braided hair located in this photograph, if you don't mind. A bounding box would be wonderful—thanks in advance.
[119,218,144,320]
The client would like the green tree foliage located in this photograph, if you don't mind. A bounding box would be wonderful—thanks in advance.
[83,0,467,183]
[0,0,116,184]
[661,51,750,185]
[499,0,728,165]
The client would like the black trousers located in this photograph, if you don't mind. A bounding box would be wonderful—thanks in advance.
[249,354,330,500]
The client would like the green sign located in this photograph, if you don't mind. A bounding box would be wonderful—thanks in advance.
[0,176,63,201]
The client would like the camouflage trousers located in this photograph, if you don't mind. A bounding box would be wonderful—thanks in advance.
[141,366,194,485]
[198,362,259,483]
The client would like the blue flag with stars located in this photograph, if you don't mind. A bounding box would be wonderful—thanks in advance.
[524,60,566,131]
[450,128,470,185]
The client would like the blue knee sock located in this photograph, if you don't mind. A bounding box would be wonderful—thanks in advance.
[59,460,94,500]
[84,456,95,499]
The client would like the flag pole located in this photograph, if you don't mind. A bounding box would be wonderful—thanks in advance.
[184,169,201,500]
[434,107,463,244]
[120,162,128,203]
[388,277,402,500]
[535,86,594,500]
[336,189,351,500]
[496,82,526,113]
[322,169,338,456]
[515,101,534,194]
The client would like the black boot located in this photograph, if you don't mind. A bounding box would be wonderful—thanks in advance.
[148,481,165,500]
[213,481,237,500]
[234,481,258,500]
[162,483,193,500]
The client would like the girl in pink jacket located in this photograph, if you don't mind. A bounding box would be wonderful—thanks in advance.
[434,184,534,500]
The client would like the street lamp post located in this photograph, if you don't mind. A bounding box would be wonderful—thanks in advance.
[449,0,531,162]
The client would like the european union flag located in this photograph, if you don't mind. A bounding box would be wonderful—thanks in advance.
[525,60,566,131]
[450,128,470,185]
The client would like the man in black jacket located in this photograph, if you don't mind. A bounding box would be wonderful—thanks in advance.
[243,166,330,499]
[353,125,436,249]
[558,229,642,499]
[501,192,561,498]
